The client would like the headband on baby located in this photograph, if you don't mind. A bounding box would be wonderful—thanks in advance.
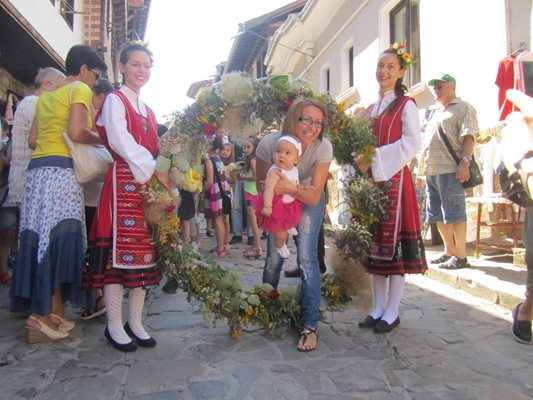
[278,135,302,156]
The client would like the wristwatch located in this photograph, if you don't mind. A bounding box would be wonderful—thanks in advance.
[461,155,471,164]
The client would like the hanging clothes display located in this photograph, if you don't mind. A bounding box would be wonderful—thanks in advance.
[495,54,518,120]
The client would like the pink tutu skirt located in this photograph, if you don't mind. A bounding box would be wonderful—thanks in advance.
[253,193,303,233]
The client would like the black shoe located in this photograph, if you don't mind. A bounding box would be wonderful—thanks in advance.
[429,253,452,264]
[440,256,470,270]
[105,326,137,352]
[374,317,400,333]
[512,303,532,344]
[124,322,157,348]
[358,315,381,328]
[247,237,254,245]
[162,279,178,294]
[284,268,301,278]
[229,236,243,244]
[206,231,213,237]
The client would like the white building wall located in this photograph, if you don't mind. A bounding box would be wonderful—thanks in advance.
[287,0,517,130]
[9,0,83,60]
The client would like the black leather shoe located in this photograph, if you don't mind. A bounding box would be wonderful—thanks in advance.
[373,317,400,333]
[229,236,242,244]
[358,315,381,328]
[124,322,157,348]
[105,326,137,352]
[284,268,301,278]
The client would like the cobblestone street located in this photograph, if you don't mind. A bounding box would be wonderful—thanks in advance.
[0,234,531,400]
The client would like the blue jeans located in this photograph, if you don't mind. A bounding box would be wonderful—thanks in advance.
[262,192,325,329]
[231,181,244,236]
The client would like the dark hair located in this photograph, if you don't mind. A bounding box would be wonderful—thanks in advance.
[157,124,168,138]
[282,98,328,140]
[93,78,114,96]
[244,136,259,171]
[380,48,408,113]
[65,45,107,76]
[210,136,224,152]
[119,43,154,65]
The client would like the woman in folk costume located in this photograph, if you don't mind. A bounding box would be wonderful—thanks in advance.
[354,45,427,334]
[85,43,171,352]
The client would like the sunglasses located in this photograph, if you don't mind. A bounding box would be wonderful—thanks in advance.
[90,69,101,80]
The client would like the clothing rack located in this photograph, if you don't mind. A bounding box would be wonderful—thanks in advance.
[511,42,526,56]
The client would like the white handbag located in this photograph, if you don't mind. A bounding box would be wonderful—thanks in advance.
[63,81,113,183]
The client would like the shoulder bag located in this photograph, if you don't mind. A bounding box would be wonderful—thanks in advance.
[63,81,113,184]
[437,126,483,189]
[497,151,533,208]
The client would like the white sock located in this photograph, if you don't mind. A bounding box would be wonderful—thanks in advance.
[370,275,387,319]
[381,275,405,324]
[104,284,130,344]
[276,244,290,259]
[128,287,150,340]
[287,227,298,236]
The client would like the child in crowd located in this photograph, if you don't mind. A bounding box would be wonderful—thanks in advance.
[220,142,237,252]
[254,135,308,258]
[237,136,262,258]
[203,136,230,256]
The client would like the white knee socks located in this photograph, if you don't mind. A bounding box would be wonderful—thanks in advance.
[104,284,130,344]
[128,287,150,340]
[370,275,387,319]
[381,275,405,324]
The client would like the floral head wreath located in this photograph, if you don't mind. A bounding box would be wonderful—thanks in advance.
[130,39,150,48]
[390,42,413,69]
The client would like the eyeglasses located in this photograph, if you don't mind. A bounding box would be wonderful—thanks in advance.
[90,69,101,80]
[298,117,324,129]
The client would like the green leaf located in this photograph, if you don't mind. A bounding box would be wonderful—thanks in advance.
[171,144,182,154]
[155,156,171,172]
[247,294,260,306]
[177,158,190,171]
[170,167,181,185]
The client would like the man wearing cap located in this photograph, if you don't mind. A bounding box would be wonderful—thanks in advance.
[418,73,479,270]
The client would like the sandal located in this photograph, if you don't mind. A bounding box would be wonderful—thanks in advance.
[80,296,107,320]
[297,328,318,352]
[50,313,75,332]
[243,247,263,259]
[0,271,11,285]
[25,315,69,344]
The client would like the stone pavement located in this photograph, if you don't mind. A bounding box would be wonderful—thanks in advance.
[0,235,531,400]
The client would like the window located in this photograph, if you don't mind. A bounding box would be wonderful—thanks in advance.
[390,0,420,87]
[325,68,330,93]
[348,46,354,88]
[256,51,267,79]
[60,0,75,30]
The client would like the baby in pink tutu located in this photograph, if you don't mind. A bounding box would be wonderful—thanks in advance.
[255,135,311,258]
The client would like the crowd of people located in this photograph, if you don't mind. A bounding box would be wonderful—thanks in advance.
[0,41,531,354]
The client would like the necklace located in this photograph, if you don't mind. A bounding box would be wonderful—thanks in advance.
[125,84,148,133]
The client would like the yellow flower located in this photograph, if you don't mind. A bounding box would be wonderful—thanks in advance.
[246,305,254,316]
[402,53,411,62]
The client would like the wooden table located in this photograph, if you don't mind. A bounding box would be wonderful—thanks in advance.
[466,195,524,256]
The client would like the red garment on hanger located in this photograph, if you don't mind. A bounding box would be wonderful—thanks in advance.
[495,55,518,120]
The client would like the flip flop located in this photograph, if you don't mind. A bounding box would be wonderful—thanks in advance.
[80,296,107,320]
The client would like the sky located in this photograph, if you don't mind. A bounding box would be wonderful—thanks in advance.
[142,0,295,122]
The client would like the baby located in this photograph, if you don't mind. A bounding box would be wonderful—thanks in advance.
[255,135,310,258]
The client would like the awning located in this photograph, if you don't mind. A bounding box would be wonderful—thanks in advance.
[0,1,64,85]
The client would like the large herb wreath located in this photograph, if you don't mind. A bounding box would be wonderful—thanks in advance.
[143,73,387,338]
